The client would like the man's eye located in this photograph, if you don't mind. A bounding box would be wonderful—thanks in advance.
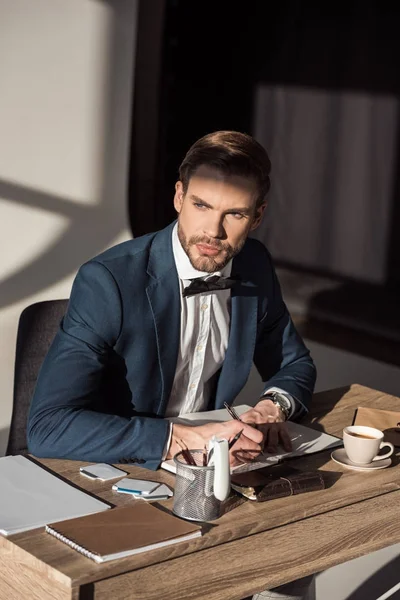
[230,212,245,220]
[194,203,207,209]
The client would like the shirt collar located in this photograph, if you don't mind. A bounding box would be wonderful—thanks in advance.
[172,223,232,280]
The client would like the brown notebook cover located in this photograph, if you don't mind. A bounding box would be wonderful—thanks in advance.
[45,503,201,563]
[353,406,400,447]
[231,464,325,501]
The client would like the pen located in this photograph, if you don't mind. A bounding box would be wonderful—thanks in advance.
[224,402,266,456]
[203,445,208,466]
[207,445,214,466]
[228,428,244,450]
[177,439,197,466]
[224,402,242,422]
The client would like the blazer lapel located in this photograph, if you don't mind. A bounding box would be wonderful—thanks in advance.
[146,223,181,414]
[214,254,259,408]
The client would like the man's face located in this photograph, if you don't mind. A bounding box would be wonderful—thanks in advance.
[174,165,266,272]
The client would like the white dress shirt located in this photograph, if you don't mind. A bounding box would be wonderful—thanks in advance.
[166,224,232,417]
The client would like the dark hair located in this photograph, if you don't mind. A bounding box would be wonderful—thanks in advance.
[179,131,271,208]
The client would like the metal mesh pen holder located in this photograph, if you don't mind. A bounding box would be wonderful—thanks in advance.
[173,450,222,522]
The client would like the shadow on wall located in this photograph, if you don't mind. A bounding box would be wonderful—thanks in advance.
[0,0,136,311]
[0,178,126,309]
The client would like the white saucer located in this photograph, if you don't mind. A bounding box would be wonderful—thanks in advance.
[331,448,392,471]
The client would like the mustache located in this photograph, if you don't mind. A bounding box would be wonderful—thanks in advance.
[189,235,229,249]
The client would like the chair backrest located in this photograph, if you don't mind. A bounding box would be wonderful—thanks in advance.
[6,299,69,456]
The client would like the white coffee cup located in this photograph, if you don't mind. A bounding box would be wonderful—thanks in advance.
[343,425,394,465]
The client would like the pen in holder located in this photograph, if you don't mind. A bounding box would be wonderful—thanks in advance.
[173,441,230,522]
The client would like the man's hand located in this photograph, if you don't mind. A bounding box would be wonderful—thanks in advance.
[166,420,264,467]
[239,398,293,453]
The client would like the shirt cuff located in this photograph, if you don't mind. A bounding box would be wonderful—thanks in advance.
[260,386,295,420]
[162,422,173,460]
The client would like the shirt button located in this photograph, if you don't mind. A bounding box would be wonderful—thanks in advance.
[201,303,208,310]
[190,383,196,390]
[196,345,203,352]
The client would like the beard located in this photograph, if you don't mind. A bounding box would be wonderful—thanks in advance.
[177,222,245,273]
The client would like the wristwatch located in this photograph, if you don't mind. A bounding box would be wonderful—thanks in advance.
[260,390,291,421]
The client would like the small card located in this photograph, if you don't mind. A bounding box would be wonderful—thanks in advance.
[139,484,174,501]
[79,463,127,481]
[112,478,160,496]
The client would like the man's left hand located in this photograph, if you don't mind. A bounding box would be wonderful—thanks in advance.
[239,398,293,453]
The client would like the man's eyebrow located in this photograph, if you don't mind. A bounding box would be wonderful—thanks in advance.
[190,194,212,207]
[189,194,252,214]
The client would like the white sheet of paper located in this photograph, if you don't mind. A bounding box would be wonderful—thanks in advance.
[0,455,110,536]
[161,405,341,474]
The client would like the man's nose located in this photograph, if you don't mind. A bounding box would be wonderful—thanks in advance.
[203,214,225,239]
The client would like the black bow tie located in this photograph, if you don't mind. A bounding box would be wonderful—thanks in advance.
[182,275,240,298]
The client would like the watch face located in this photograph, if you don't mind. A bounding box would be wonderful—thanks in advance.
[262,392,291,416]
[275,392,291,410]
[271,394,290,420]
[271,392,290,406]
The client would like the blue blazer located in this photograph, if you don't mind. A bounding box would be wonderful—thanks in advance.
[27,222,316,470]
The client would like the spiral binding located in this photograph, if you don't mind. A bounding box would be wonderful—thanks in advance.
[45,525,100,561]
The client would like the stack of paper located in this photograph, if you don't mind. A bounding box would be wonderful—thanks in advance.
[0,455,110,536]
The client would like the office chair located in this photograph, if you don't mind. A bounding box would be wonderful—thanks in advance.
[6,299,69,456]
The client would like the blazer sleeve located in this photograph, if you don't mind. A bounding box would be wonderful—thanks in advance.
[27,260,170,471]
[253,249,317,419]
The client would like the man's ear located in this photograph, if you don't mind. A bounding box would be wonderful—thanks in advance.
[250,202,267,231]
[173,181,184,213]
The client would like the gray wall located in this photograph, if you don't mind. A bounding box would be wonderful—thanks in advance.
[0,0,138,455]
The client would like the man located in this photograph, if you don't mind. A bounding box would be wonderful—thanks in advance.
[28,131,316,599]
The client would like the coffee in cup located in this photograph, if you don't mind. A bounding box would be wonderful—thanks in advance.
[343,425,394,465]
[346,431,376,440]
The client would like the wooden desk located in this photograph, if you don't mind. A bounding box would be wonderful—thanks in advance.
[2,384,400,600]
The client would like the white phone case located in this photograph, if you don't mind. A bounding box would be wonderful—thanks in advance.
[79,463,127,481]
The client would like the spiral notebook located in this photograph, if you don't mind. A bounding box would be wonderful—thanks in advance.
[45,503,201,563]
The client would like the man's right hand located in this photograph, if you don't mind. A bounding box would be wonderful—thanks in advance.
[166,420,264,467]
